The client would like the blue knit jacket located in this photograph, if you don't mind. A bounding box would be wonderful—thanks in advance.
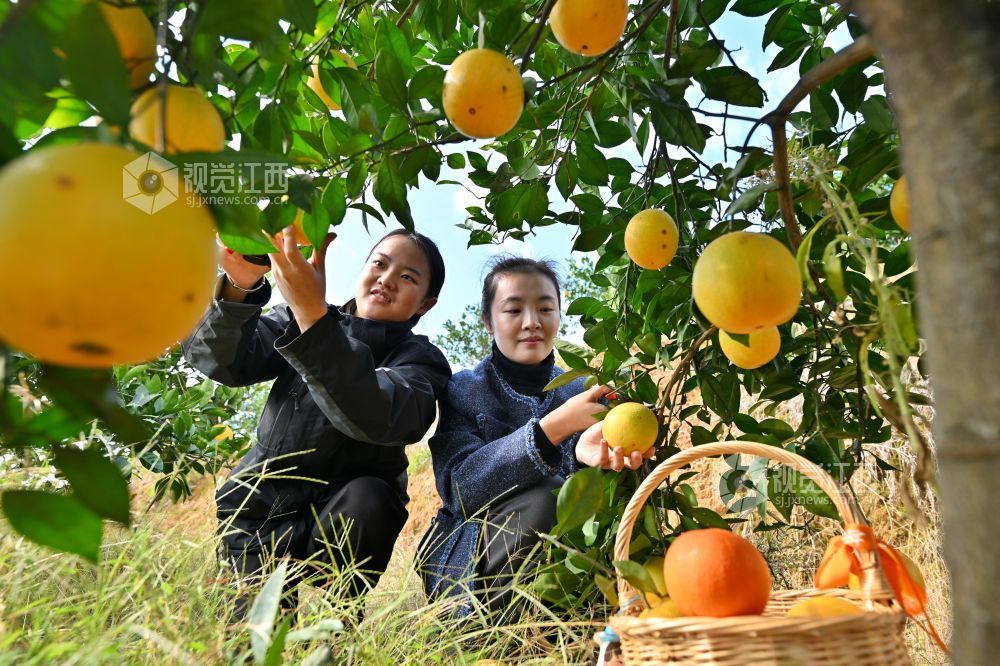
[418,354,585,606]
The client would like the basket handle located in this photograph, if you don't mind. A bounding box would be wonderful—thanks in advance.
[613,440,897,611]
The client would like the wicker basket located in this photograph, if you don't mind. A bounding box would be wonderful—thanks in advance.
[608,441,910,665]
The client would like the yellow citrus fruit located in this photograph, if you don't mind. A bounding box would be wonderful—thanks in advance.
[890,175,910,232]
[692,232,802,334]
[550,0,629,57]
[625,209,678,270]
[664,528,771,617]
[639,598,683,619]
[644,556,668,596]
[0,143,218,368]
[443,49,524,139]
[786,597,863,618]
[719,327,781,370]
[307,50,357,111]
[602,402,658,456]
[213,425,235,441]
[129,85,226,154]
[97,2,156,90]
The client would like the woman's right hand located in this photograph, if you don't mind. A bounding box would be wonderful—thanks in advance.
[539,384,613,445]
[219,240,270,289]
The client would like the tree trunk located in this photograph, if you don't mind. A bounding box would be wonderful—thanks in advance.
[850,1,1000,662]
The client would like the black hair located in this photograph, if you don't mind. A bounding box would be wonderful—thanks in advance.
[369,229,445,300]
[480,255,561,326]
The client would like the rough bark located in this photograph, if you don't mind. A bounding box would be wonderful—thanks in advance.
[850,1,1000,662]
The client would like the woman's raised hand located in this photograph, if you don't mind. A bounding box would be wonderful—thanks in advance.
[539,383,613,445]
[219,240,271,289]
[266,226,337,332]
[575,420,654,471]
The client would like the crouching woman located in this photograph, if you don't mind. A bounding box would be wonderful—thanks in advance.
[419,257,647,617]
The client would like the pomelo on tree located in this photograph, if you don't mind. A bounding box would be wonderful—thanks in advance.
[0,143,219,368]
[890,175,910,232]
[443,48,524,139]
[602,402,659,456]
[692,232,802,334]
[625,209,678,270]
[129,85,226,154]
[719,327,781,370]
[550,0,629,57]
[306,50,357,111]
[97,2,156,90]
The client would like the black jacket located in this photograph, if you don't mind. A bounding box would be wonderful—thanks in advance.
[182,279,451,555]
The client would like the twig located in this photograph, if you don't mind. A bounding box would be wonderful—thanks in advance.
[656,326,717,413]
[395,0,420,26]
[762,35,875,251]
[664,0,680,67]
[520,0,557,74]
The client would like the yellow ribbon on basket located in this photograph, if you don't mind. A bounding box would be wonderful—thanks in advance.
[815,524,948,654]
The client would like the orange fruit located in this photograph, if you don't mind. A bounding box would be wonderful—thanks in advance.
[719,327,780,369]
[0,143,218,368]
[97,2,156,89]
[692,232,802,334]
[602,402,658,456]
[550,0,629,57]
[663,528,771,617]
[625,209,678,270]
[786,597,863,618]
[306,50,357,111]
[129,85,226,154]
[890,175,910,232]
[443,48,524,139]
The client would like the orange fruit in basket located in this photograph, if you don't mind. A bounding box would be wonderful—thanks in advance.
[639,598,683,619]
[663,528,771,617]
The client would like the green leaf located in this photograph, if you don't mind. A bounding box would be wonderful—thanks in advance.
[281,0,317,34]
[795,220,827,295]
[199,0,283,41]
[859,95,895,134]
[613,559,657,595]
[374,158,413,229]
[0,7,62,105]
[698,66,765,108]
[321,177,348,228]
[725,181,777,216]
[52,448,130,525]
[59,3,131,125]
[555,467,604,533]
[782,468,840,520]
[376,49,409,111]
[543,368,593,392]
[2,490,102,562]
[38,367,152,446]
[732,0,792,17]
[249,559,288,663]
[446,153,466,169]
[691,507,731,530]
[494,182,548,230]
[574,138,608,187]
[822,240,847,302]
[651,102,707,153]
[810,89,839,129]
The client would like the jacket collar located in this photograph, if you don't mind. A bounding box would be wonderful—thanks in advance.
[335,299,417,359]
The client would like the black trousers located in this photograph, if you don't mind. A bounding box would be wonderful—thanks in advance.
[226,475,408,611]
[476,476,563,615]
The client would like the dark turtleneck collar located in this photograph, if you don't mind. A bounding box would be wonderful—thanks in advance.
[490,341,554,398]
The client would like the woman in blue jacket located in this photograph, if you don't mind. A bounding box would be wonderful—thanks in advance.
[184,226,451,618]
[419,256,648,616]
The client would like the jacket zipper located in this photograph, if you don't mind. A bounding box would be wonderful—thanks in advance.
[289,387,299,411]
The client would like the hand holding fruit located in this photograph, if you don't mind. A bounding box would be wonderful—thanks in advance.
[539,384,613,444]
[266,227,337,332]
[575,420,653,471]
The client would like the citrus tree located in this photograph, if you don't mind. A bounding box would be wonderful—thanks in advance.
[0,1,996,660]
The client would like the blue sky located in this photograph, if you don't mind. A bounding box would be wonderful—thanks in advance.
[261,9,854,342]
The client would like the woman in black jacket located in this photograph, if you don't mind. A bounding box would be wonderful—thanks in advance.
[183,226,451,617]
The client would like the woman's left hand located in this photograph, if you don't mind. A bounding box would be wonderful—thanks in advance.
[574,421,654,471]
[266,226,337,332]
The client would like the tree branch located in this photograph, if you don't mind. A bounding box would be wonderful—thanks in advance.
[664,0,680,68]
[520,0,558,74]
[395,0,421,27]
[656,326,717,413]
[763,36,875,250]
